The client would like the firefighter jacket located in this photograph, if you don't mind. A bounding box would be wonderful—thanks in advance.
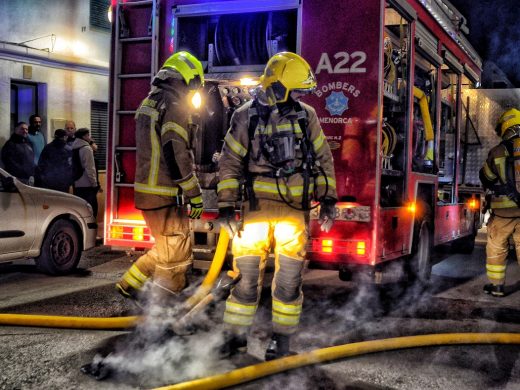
[217,99,337,208]
[480,141,520,217]
[134,69,202,210]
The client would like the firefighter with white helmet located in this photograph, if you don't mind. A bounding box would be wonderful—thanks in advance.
[479,107,520,297]
[116,51,205,301]
[216,52,338,360]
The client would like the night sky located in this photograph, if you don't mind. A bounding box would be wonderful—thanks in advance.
[450,0,520,87]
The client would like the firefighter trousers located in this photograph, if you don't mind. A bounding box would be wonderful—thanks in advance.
[486,214,520,285]
[223,199,307,335]
[118,206,192,295]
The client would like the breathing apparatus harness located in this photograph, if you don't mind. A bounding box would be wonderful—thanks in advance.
[496,136,520,207]
[243,100,328,211]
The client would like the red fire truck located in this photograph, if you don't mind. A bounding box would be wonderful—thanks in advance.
[106,0,484,283]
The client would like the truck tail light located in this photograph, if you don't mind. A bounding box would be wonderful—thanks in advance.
[110,225,124,240]
[356,241,366,255]
[312,239,368,257]
[109,224,152,243]
[322,239,333,253]
[132,227,144,241]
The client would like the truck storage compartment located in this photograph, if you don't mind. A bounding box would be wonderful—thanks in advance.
[174,8,298,71]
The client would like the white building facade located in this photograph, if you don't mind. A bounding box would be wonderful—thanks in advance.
[0,0,110,152]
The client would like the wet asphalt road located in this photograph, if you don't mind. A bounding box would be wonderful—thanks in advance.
[0,237,520,390]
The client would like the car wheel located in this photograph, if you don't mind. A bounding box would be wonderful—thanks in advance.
[36,219,82,275]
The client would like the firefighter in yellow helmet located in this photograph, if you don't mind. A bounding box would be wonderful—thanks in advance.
[116,51,205,302]
[216,52,338,360]
[479,108,520,297]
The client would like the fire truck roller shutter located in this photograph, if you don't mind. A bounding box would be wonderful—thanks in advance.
[215,13,269,66]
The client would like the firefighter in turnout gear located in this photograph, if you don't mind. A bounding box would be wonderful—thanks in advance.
[479,108,520,297]
[116,51,205,301]
[216,52,338,360]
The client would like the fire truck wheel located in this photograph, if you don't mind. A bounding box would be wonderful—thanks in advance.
[36,219,82,275]
[408,218,432,285]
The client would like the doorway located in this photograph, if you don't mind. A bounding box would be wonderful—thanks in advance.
[10,81,47,134]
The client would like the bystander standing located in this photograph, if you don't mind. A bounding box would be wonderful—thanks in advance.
[1,122,35,185]
[35,129,72,192]
[27,114,46,164]
[72,128,100,217]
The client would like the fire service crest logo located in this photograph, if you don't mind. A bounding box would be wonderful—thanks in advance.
[325,91,349,116]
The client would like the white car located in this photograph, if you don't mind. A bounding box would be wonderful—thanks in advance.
[0,168,97,275]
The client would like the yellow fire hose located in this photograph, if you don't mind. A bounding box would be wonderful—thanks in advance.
[154,332,520,390]
[0,230,230,330]
[413,86,435,162]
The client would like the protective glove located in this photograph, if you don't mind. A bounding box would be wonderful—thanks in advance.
[188,195,204,219]
[318,198,337,233]
[217,206,239,238]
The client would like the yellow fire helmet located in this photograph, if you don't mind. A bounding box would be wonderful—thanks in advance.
[162,51,204,89]
[496,108,520,140]
[260,52,317,105]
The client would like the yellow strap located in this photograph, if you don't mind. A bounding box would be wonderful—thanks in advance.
[162,121,188,142]
[272,312,300,326]
[224,133,248,157]
[316,176,336,188]
[137,105,159,121]
[483,162,497,180]
[225,301,257,316]
[129,264,148,282]
[217,178,240,192]
[223,312,254,326]
[486,264,507,272]
[272,300,302,315]
[134,182,179,196]
[313,131,325,151]
[179,174,199,192]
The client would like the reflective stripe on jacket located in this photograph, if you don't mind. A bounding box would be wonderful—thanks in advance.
[217,100,337,208]
[134,75,201,210]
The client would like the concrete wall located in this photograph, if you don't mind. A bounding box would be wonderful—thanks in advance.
[0,0,110,146]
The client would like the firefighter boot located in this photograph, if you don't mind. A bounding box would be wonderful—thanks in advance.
[218,331,248,358]
[483,283,505,297]
[265,333,291,361]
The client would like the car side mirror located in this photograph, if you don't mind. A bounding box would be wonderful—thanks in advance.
[0,176,17,192]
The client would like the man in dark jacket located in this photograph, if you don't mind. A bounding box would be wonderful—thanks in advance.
[1,122,35,185]
[35,129,72,192]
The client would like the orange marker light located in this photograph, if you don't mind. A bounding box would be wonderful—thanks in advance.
[407,202,416,214]
[468,198,479,210]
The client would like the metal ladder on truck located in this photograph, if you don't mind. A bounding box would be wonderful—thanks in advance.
[106,0,159,247]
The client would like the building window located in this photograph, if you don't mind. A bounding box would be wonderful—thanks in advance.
[90,0,111,31]
[90,100,108,170]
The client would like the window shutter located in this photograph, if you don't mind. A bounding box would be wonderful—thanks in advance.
[90,100,108,171]
[90,0,111,31]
